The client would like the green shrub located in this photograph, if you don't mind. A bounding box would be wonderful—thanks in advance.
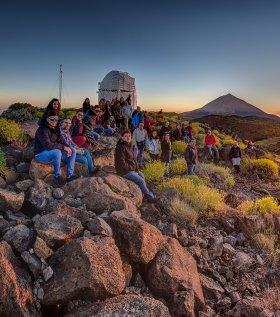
[0,118,26,143]
[158,177,224,214]
[61,109,77,117]
[241,158,279,180]
[142,161,166,182]
[172,141,186,155]
[34,111,44,119]
[1,103,38,122]
[168,197,198,225]
[196,133,205,146]
[0,148,6,176]
[238,196,280,216]
[170,158,186,175]
[196,163,235,188]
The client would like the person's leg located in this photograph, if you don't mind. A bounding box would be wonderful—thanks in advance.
[104,128,113,136]
[62,148,77,177]
[207,145,214,157]
[124,117,129,130]
[83,148,95,173]
[75,153,89,173]
[124,171,154,199]
[213,146,219,161]
[35,149,62,177]
[91,131,101,141]
[93,126,104,134]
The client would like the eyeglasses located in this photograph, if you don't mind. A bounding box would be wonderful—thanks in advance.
[77,114,83,118]
[48,118,58,122]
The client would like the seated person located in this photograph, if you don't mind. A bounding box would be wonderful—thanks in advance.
[38,98,61,126]
[83,109,101,141]
[94,107,113,136]
[71,110,96,147]
[34,115,77,186]
[104,116,117,135]
[60,118,100,176]
[115,130,157,203]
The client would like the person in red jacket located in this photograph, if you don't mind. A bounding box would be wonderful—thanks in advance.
[204,129,219,162]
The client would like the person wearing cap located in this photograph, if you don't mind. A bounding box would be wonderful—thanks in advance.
[34,115,77,186]
[184,138,198,175]
[204,129,219,162]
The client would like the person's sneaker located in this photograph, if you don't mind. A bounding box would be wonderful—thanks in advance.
[66,175,79,182]
[89,165,101,176]
[54,176,66,187]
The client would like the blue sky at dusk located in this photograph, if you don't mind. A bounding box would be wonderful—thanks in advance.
[1,0,280,113]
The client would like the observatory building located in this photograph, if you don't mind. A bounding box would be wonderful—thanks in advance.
[98,70,137,107]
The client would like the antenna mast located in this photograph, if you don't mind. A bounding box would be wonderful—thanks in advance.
[59,64,63,105]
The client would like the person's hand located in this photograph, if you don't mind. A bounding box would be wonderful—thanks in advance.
[77,148,84,155]
[64,146,72,157]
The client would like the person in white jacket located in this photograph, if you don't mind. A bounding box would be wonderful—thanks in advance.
[132,122,148,167]
[146,130,161,161]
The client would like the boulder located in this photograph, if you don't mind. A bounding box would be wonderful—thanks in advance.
[65,294,171,317]
[109,210,165,264]
[63,176,142,215]
[200,274,225,302]
[232,251,253,272]
[43,236,126,306]
[0,216,12,237]
[86,217,113,236]
[0,188,24,211]
[3,224,33,253]
[34,213,83,248]
[16,162,30,173]
[27,179,54,212]
[146,238,205,315]
[228,297,272,317]
[21,250,42,277]
[0,176,6,189]
[33,236,53,259]
[0,241,39,316]
[15,179,34,192]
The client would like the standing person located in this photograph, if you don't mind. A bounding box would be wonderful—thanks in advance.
[159,122,171,139]
[82,98,91,115]
[132,122,148,168]
[186,122,195,142]
[103,100,112,122]
[184,138,198,175]
[229,141,242,173]
[115,130,157,202]
[34,115,77,186]
[60,118,99,176]
[131,106,144,130]
[114,101,124,128]
[122,101,133,130]
[172,123,182,141]
[143,111,154,136]
[204,129,219,162]
[38,98,61,126]
[161,132,172,176]
[147,130,161,161]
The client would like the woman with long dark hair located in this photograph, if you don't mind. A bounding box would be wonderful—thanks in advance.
[38,98,61,126]
[82,98,91,114]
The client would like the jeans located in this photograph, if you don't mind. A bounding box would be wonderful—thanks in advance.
[124,171,154,199]
[76,149,95,173]
[187,164,196,175]
[207,145,219,161]
[35,148,76,178]
[92,131,101,141]
[94,126,104,135]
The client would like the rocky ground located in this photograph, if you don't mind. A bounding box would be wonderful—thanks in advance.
[0,121,279,317]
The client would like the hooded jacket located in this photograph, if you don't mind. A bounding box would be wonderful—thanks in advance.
[115,139,138,176]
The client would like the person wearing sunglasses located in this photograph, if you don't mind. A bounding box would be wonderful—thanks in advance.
[34,115,77,186]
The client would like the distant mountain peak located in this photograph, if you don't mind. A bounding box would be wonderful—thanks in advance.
[183,94,278,121]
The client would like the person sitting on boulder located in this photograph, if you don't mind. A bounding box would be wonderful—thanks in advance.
[184,138,198,175]
[132,121,148,168]
[38,98,61,126]
[204,129,219,162]
[60,118,100,176]
[115,130,157,203]
[161,132,172,176]
[147,130,161,161]
[229,141,242,173]
[71,110,96,148]
[34,115,77,186]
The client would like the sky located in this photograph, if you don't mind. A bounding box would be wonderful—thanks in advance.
[1,0,280,113]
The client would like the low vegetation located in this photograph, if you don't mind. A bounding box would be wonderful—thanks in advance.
[172,140,186,155]
[167,196,198,225]
[170,158,186,175]
[0,148,6,176]
[0,118,27,144]
[142,161,166,182]
[238,196,280,216]
[158,176,224,216]
[241,158,279,180]
[196,163,235,188]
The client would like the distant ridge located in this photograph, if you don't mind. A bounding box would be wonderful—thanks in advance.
[183,93,279,121]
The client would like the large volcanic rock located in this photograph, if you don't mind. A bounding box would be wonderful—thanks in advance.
[146,237,205,316]
[0,188,25,211]
[65,294,171,317]
[109,210,165,264]
[0,241,39,317]
[43,236,126,306]
[63,175,142,215]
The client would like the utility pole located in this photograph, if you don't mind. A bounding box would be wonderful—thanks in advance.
[59,64,63,105]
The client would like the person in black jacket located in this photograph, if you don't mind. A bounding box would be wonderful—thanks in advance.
[34,115,77,186]
[184,138,198,175]
[161,132,172,176]
[229,141,242,173]
[115,130,156,202]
